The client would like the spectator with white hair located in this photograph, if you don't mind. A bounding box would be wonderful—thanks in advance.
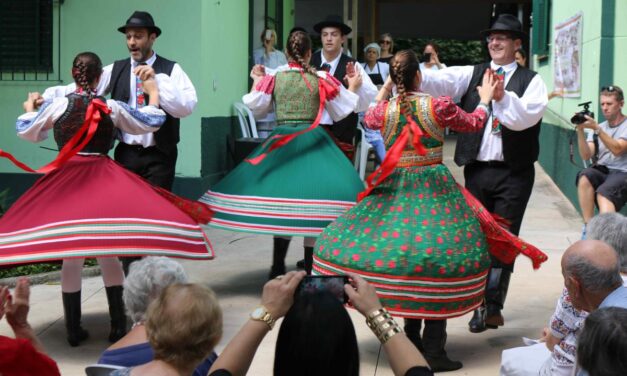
[98,257,217,376]
[361,42,390,87]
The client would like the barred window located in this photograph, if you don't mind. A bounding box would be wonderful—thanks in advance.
[0,0,53,72]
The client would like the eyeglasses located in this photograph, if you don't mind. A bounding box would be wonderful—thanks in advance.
[485,35,511,44]
[601,85,624,100]
[379,40,391,44]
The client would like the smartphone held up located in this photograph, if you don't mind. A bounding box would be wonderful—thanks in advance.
[296,275,349,304]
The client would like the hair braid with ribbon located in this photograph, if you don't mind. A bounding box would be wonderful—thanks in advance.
[286,31,317,76]
[71,52,103,98]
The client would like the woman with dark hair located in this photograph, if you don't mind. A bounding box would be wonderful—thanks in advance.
[314,50,547,372]
[0,52,214,347]
[515,48,527,67]
[209,271,433,376]
[420,41,446,71]
[577,307,627,376]
[378,33,395,64]
[200,31,364,278]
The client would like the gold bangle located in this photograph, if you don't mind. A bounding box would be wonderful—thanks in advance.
[367,307,388,320]
[379,326,403,344]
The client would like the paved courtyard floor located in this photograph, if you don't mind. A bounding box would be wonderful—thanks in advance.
[0,138,583,375]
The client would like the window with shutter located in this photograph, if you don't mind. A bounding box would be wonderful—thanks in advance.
[532,0,551,57]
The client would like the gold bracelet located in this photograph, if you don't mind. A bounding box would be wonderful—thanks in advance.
[367,307,388,320]
[379,326,403,344]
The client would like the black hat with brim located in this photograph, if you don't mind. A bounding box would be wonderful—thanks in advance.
[480,14,526,40]
[313,15,352,35]
[118,11,162,37]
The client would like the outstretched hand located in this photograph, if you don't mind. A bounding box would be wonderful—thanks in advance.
[23,92,43,112]
[344,273,383,317]
[250,64,266,81]
[491,69,505,102]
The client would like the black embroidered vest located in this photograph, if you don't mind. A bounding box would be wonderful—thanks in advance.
[311,51,359,144]
[108,55,179,152]
[457,62,542,171]
[54,93,115,154]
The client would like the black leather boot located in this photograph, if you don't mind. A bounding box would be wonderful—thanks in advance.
[105,286,127,342]
[485,268,511,329]
[404,318,424,352]
[303,246,313,275]
[269,237,290,279]
[62,291,89,347]
[468,304,487,333]
[422,320,463,372]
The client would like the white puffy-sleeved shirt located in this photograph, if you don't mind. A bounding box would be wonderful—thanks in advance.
[41,52,196,148]
[420,60,548,162]
[243,66,360,124]
[16,97,166,145]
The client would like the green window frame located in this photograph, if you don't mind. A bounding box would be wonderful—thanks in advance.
[532,0,551,57]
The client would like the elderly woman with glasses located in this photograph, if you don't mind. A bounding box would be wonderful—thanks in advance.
[98,257,218,376]
[378,33,395,64]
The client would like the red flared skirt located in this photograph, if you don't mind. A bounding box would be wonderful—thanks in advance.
[0,155,214,265]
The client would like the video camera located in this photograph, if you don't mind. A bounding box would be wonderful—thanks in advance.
[570,101,594,125]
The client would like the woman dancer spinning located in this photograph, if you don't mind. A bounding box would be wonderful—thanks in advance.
[314,50,546,372]
[0,52,213,347]
[201,31,364,277]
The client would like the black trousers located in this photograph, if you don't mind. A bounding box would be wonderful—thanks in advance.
[114,142,178,191]
[463,162,535,270]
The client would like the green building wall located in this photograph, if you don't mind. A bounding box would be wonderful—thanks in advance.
[534,0,626,215]
[0,0,271,204]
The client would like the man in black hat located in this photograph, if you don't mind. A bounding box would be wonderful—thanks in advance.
[419,13,548,335]
[311,15,377,156]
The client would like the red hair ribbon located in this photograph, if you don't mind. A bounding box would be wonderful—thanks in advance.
[357,111,426,202]
[0,99,111,174]
[246,71,339,165]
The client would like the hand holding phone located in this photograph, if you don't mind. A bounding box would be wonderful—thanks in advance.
[296,275,349,303]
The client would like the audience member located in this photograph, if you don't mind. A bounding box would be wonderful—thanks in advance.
[253,28,288,69]
[111,283,222,376]
[575,85,627,239]
[501,213,627,375]
[98,257,217,376]
[514,48,527,67]
[209,271,433,376]
[378,33,395,64]
[361,42,390,86]
[419,41,447,71]
[0,278,60,375]
[576,307,627,376]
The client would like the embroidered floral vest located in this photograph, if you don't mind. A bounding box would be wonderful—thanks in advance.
[273,70,320,124]
[382,94,444,167]
[54,93,115,154]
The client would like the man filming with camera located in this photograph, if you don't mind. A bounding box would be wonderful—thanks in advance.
[575,85,627,238]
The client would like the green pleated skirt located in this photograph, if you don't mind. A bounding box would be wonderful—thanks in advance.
[201,124,364,237]
[313,164,491,319]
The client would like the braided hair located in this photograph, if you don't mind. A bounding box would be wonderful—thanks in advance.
[285,31,317,76]
[389,50,420,125]
[71,52,102,97]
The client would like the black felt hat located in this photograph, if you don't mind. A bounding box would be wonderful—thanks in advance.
[313,15,352,35]
[118,11,162,37]
[480,14,526,40]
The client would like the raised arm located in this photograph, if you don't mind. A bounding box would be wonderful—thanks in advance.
[492,74,548,131]
[344,273,432,376]
[578,115,627,157]
[419,65,474,99]
[208,271,306,376]
[16,96,68,143]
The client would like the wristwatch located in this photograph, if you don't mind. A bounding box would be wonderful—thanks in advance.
[594,127,601,135]
[250,306,276,330]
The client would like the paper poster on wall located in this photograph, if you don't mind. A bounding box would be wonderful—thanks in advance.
[553,12,583,97]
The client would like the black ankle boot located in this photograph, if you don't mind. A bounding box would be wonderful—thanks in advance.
[269,237,290,279]
[404,318,424,352]
[422,320,463,372]
[62,291,89,347]
[485,268,511,329]
[468,305,487,333]
[105,286,127,342]
[303,246,313,275]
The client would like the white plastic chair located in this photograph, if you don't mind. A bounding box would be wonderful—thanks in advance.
[85,364,125,376]
[354,123,374,180]
[233,102,259,138]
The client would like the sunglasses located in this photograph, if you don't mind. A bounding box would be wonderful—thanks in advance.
[379,40,391,44]
[601,86,617,92]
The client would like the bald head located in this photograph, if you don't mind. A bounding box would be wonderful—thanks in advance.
[562,240,622,293]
